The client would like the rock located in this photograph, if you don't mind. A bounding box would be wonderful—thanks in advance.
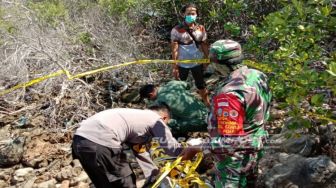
[318,124,336,161]
[71,159,81,168]
[306,156,336,182]
[35,178,57,188]
[269,118,317,156]
[22,135,66,169]
[24,156,44,168]
[23,177,37,188]
[0,168,13,181]
[14,167,34,177]
[0,136,26,167]
[13,175,25,183]
[60,180,70,188]
[0,180,9,187]
[282,135,316,156]
[0,125,10,140]
[262,153,336,188]
[70,171,89,186]
[270,133,316,156]
[270,108,286,119]
[38,159,49,168]
[56,166,74,182]
[75,182,90,188]
[71,159,82,175]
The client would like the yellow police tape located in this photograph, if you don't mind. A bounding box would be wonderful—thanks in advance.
[0,70,66,96]
[0,59,209,96]
[151,152,205,188]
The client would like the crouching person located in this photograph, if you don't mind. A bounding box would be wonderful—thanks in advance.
[139,80,208,138]
[72,103,182,188]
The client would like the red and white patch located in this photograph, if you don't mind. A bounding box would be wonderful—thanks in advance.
[213,93,246,136]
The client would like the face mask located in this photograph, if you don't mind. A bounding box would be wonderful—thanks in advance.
[185,15,197,23]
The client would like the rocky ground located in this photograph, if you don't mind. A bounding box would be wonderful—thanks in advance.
[1,72,336,188]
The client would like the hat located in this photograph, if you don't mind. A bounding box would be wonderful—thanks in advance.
[209,40,242,64]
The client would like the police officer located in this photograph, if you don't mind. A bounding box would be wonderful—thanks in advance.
[72,103,182,188]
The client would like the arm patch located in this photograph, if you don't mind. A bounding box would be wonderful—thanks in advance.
[213,93,245,136]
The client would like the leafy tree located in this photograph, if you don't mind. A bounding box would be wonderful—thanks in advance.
[245,0,336,128]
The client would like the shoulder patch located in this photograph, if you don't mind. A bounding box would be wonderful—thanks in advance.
[213,93,245,136]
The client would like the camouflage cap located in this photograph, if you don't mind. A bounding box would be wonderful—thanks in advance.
[209,40,242,62]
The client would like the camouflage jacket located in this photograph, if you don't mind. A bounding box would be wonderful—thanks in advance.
[206,66,272,153]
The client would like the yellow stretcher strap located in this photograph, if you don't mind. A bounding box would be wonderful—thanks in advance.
[0,59,209,96]
[151,152,205,188]
[151,156,183,188]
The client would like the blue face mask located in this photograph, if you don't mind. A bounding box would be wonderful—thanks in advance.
[185,15,197,23]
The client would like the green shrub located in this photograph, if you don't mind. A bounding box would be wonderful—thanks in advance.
[245,0,336,125]
[28,0,68,27]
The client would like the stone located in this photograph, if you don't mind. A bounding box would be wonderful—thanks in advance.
[0,125,10,141]
[75,182,90,188]
[262,153,336,188]
[282,135,316,156]
[23,177,37,188]
[56,166,73,182]
[306,156,336,183]
[269,118,317,157]
[0,136,26,167]
[71,159,82,176]
[0,180,9,187]
[38,159,49,168]
[0,168,13,181]
[60,180,70,188]
[270,109,286,119]
[14,167,34,177]
[24,156,44,168]
[70,171,89,186]
[36,178,57,188]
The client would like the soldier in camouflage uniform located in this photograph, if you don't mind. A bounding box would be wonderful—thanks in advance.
[139,80,208,137]
[182,40,271,188]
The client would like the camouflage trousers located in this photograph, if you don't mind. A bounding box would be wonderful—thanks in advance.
[214,150,263,188]
[210,128,267,188]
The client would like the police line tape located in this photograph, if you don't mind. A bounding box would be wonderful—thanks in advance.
[0,59,209,96]
[151,152,206,188]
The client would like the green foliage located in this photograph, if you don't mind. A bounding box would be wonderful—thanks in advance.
[224,22,240,36]
[245,0,336,125]
[98,0,136,18]
[28,0,68,27]
[78,32,92,45]
[0,7,16,34]
[327,61,336,76]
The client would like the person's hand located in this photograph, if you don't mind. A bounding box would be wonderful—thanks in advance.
[173,65,179,80]
[180,147,201,161]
